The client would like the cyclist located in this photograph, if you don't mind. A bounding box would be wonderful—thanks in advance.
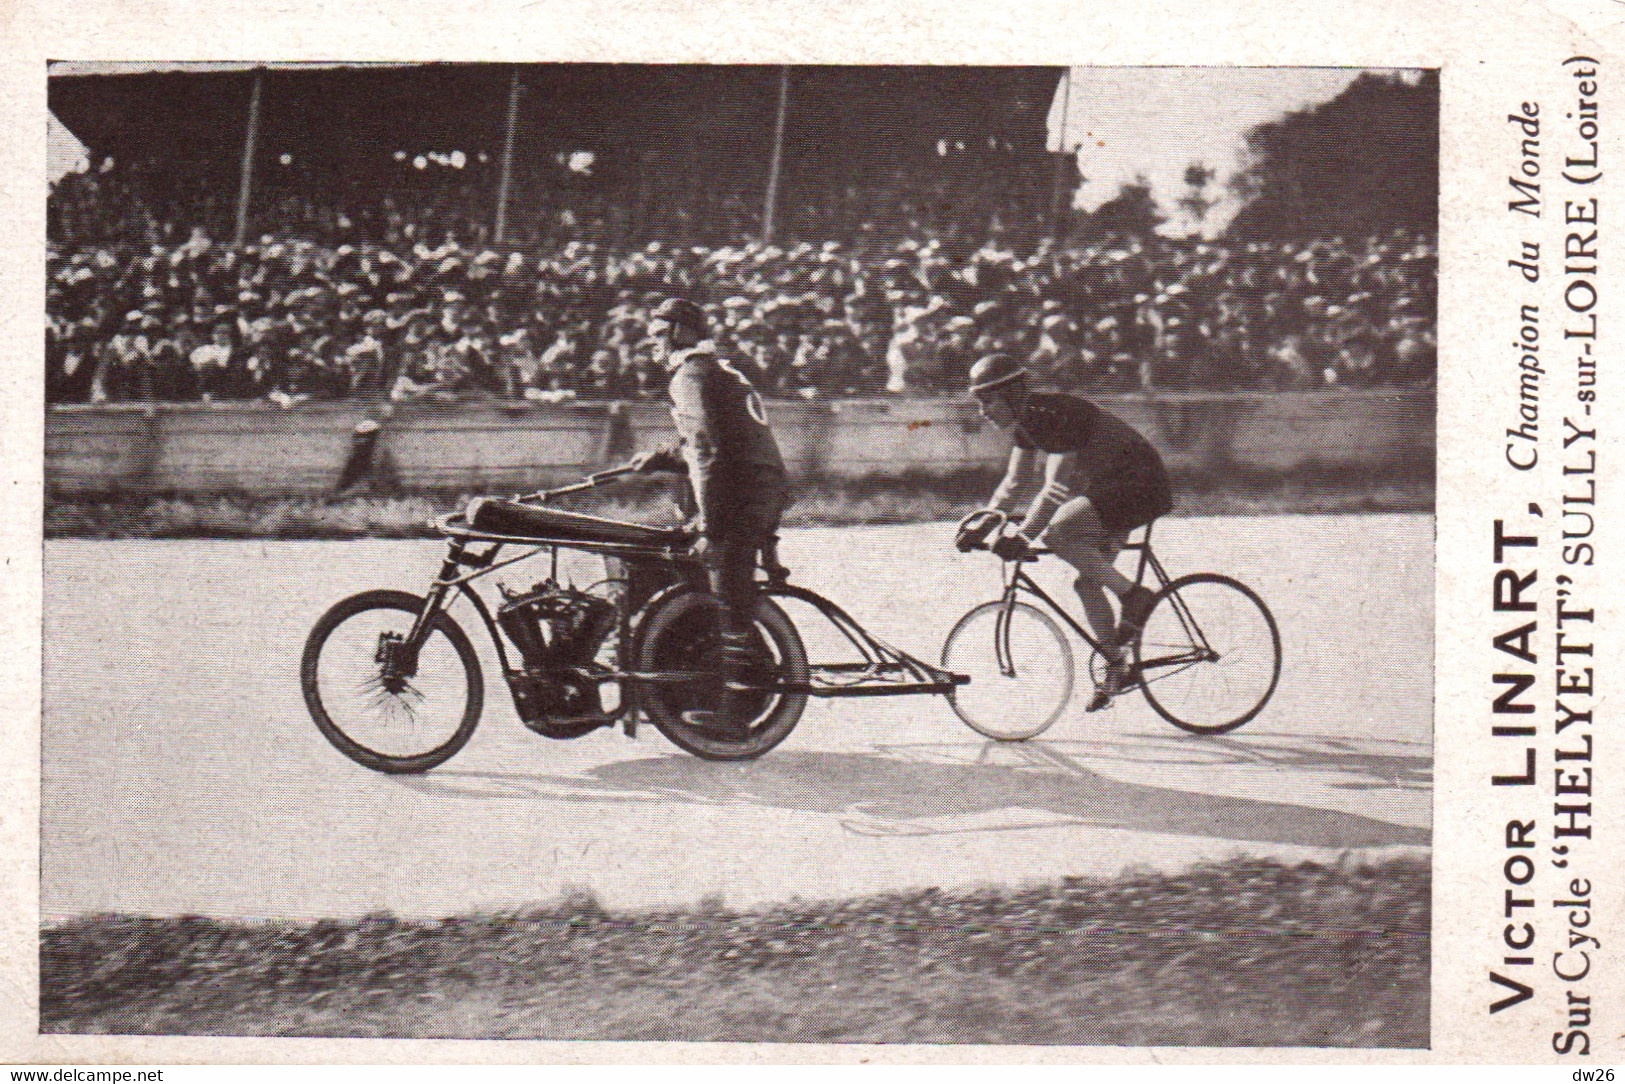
[958,353,1173,710]
[629,297,790,738]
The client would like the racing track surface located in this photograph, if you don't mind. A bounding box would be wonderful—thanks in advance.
[42,516,1432,920]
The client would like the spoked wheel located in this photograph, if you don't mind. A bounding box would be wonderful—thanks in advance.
[635,590,809,761]
[301,589,484,774]
[941,599,1074,740]
[1132,573,1281,735]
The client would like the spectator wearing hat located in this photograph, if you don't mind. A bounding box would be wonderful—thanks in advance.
[192,322,252,401]
[93,310,153,402]
[48,175,1436,403]
[884,292,947,393]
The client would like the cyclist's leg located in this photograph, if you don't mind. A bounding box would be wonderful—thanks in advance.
[1041,497,1130,650]
[1044,500,1139,711]
[712,485,785,666]
[1074,581,1118,655]
[687,493,784,736]
[758,481,792,582]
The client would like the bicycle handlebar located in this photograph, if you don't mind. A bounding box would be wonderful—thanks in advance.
[955,508,1046,560]
[961,539,1052,559]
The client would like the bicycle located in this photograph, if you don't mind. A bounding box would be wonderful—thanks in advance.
[300,468,968,773]
[941,509,1282,740]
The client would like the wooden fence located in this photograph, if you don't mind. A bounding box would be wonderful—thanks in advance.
[45,389,1435,497]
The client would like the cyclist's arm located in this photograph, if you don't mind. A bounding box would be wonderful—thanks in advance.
[1017,451,1082,543]
[988,446,1037,514]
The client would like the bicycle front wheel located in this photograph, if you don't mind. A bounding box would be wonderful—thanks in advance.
[941,599,1074,740]
[1133,573,1281,735]
[301,589,484,774]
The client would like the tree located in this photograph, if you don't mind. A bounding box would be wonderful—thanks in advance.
[1176,162,1217,231]
[1227,70,1439,239]
[1086,175,1165,237]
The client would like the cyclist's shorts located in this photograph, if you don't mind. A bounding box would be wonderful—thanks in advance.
[1085,448,1174,535]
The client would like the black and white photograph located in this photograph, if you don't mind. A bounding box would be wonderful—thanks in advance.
[36,59,1439,1046]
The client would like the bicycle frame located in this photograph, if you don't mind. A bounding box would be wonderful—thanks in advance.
[995,531,1158,655]
[992,526,1217,685]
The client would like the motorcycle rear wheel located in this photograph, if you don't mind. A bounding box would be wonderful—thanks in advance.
[635,590,808,761]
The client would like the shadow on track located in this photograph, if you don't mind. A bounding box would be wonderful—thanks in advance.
[974,730,1433,792]
[399,731,1430,852]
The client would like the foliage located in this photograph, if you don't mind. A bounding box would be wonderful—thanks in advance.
[42,857,1429,1045]
[1083,175,1166,238]
[1227,72,1439,240]
[43,469,1437,540]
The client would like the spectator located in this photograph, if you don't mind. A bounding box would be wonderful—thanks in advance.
[48,158,1436,404]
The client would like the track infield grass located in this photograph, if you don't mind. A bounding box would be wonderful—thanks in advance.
[42,855,1428,1047]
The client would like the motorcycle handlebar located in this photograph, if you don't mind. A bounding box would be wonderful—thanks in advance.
[516,465,636,503]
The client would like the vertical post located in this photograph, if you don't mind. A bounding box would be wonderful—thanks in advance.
[761,65,790,244]
[494,67,522,245]
[1049,67,1073,238]
[233,69,264,247]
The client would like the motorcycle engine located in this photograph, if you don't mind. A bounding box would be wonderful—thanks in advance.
[498,581,618,738]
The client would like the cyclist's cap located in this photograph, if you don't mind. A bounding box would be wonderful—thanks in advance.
[968,353,1028,395]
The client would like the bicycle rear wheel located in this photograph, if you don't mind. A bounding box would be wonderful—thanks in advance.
[941,599,1074,740]
[1132,573,1281,734]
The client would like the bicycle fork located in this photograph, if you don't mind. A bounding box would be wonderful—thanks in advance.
[993,585,1021,679]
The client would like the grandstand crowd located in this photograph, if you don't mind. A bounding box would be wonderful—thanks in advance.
[46,163,1437,406]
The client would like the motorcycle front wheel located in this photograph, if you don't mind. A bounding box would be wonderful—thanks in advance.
[301,589,484,774]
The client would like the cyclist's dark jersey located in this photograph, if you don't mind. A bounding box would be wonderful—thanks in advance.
[1014,392,1174,534]
[1012,392,1105,455]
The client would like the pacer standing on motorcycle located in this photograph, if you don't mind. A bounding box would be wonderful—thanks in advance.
[630,297,791,738]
